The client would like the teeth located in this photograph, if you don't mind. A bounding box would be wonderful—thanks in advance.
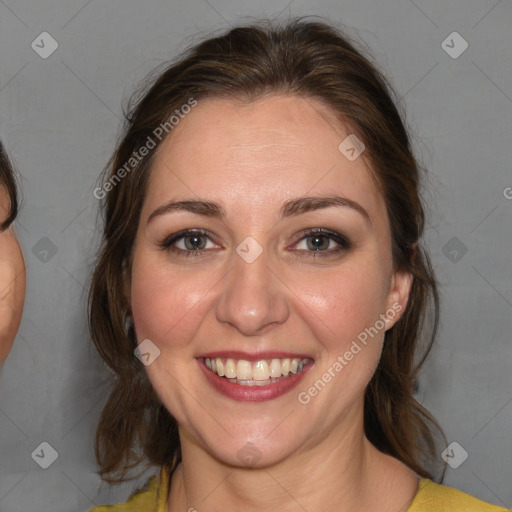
[269,359,282,378]
[282,358,290,376]
[253,360,270,381]
[205,356,310,381]
[225,359,236,379]
[217,359,225,377]
[236,359,252,380]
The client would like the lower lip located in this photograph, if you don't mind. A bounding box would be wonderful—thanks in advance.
[198,359,313,402]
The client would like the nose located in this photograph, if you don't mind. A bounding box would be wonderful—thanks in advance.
[215,246,289,336]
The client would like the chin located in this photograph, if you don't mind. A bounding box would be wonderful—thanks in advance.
[214,439,295,469]
[192,420,305,469]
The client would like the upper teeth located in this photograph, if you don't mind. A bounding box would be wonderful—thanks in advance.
[204,357,309,381]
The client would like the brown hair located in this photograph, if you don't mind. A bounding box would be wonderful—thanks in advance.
[0,140,20,230]
[89,17,445,484]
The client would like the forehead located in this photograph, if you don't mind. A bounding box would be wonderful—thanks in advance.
[143,94,385,222]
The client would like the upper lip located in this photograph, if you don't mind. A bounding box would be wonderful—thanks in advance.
[197,350,313,361]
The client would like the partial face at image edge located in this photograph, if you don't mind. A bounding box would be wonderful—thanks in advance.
[0,152,26,366]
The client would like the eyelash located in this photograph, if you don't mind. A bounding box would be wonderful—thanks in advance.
[158,228,351,259]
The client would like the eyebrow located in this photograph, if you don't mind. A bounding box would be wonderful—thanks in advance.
[147,195,371,225]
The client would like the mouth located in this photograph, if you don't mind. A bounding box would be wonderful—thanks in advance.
[198,354,314,402]
[202,356,312,386]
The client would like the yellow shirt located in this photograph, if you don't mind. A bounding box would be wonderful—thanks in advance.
[89,466,510,511]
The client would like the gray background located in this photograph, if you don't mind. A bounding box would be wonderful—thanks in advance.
[0,0,511,510]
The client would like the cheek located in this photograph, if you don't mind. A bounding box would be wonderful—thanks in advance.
[130,253,214,348]
[291,259,390,346]
[0,259,16,355]
[0,233,25,360]
[291,264,390,410]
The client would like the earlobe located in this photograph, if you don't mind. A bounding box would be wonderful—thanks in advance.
[385,270,413,329]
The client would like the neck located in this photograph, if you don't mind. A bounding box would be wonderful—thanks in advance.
[167,414,419,512]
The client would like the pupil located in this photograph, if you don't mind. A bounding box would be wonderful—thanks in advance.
[309,235,328,251]
[186,235,204,250]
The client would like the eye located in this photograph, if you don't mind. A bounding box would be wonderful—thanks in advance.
[159,229,220,257]
[159,228,351,259]
[292,228,351,257]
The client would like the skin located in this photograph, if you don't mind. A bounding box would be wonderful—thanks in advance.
[0,185,26,365]
[128,94,419,512]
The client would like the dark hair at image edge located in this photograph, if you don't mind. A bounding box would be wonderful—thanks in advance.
[88,17,447,485]
[0,140,20,230]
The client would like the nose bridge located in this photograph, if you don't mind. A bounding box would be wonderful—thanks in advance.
[215,240,289,335]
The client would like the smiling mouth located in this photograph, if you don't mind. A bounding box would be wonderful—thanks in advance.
[202,357,313,386]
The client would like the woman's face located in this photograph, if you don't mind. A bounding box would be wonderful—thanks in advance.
[0,185,26,365]
[129,94,412,467]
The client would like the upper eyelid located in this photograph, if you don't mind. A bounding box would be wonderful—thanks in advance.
[162,229,219,247]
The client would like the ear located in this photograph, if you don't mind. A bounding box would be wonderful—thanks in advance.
[384,268,413,330]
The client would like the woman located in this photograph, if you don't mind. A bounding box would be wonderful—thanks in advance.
[88,19,509,511]
[0,140,25,367]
